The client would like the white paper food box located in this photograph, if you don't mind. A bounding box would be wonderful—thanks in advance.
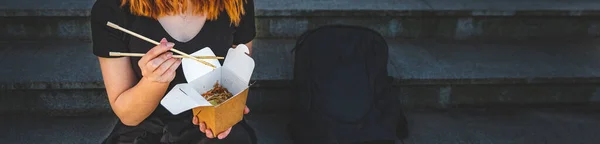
[160,44,254,135]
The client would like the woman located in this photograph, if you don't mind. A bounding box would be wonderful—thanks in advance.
[90,0,256,143]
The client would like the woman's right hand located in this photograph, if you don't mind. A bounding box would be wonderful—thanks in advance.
[138,38,181,83]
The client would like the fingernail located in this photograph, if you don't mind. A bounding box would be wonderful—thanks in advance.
[167,53,172,58]
[167,42,175,47]
[161,38,167,41]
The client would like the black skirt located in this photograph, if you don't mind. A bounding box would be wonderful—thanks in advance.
[101,116,257,144]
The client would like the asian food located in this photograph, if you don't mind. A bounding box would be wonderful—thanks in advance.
[201,81,234,106]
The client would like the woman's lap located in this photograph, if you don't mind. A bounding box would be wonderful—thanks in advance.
[103,119,255,144]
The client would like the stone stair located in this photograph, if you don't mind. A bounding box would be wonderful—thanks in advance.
[2,109,600,144]
[2,38,600,115]
[3,0,600,41]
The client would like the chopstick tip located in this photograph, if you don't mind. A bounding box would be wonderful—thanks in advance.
[108,52,119,56]
[106,21,118,28]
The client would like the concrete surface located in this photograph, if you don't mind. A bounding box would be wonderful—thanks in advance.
[0,115,117,144]
[3,84,600,116]
[3,0,600,16]
[256,0,600,11]
[387,40,600,80]
[1,110,599,144]
[5,0,600,41]
[402,109,600,144]
[0,41,102,85]
[424,0,600,11]
[3,39,600,88]
[0,86,293,116]
[3,39,600,115]
[5,15,599,41]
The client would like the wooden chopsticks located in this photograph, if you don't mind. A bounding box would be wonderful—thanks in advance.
[109,52,224,59]
[106,22,217,69]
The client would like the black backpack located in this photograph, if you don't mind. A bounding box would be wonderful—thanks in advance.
[288,25,408,144]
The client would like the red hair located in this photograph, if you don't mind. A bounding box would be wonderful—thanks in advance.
[121,0,247,26]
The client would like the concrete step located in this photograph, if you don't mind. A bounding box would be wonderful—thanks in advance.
[2,109,600,144]
[2,0,600,41]
[2,39,600,116]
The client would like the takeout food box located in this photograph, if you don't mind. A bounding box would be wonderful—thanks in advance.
[160,45,254,136]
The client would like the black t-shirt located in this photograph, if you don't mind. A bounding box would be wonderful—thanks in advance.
[90,0,255,142]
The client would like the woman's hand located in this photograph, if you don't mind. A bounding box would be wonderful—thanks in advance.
[138,38,181,83]
[192,106,250,139]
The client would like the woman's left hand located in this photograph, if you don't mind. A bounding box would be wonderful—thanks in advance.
[192,106,250,139]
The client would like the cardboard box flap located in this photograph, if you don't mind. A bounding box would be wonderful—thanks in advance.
[160,45,255,115]
[161,68,222,115]
[223,44,255,85]
[181,47,221,83]
[160,84,212,115]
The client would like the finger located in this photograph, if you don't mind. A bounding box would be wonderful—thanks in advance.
[218,127,232,139]
[206,129,214,138]
[139,38,169,65]
[153,56,177,75]
[160,58,181,79]
[192,116,198,125]
[244,106,250,114]
[199,122,206,133]
[164,58,181,75]
[145,53,171,72]
[138,45,162,67]
[139,38,173,65]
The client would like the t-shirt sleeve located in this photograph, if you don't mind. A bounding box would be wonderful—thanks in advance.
[232,0,257,45]
[90,0,129,58]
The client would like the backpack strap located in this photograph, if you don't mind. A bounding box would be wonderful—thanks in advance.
[291,30,315,114]
[291,28,317,54]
